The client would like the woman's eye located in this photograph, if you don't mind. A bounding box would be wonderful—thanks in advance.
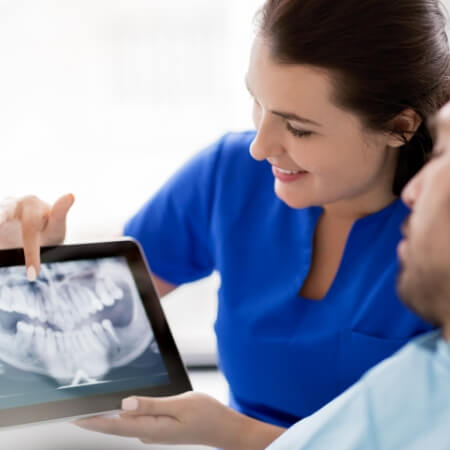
[286,122,313,138]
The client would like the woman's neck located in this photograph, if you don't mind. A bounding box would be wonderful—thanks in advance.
[322,191,398,222]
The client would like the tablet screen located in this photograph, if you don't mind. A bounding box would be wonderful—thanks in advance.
[0,255,169,411]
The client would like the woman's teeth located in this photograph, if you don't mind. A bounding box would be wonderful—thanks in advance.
[276,167,304,174]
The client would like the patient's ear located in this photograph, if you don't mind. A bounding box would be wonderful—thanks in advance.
[387,108,422,148]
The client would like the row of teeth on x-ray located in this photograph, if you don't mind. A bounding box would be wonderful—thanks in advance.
[0,279,124,330]
[16,318,120,355]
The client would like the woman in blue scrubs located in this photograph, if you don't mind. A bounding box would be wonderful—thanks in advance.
[1,0,449,433]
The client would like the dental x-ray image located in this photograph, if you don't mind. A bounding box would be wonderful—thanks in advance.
[0,257,169,410]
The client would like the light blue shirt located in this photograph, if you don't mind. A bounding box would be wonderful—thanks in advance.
[268,330,450,449]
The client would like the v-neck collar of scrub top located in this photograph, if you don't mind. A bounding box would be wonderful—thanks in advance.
[297,197,406,304]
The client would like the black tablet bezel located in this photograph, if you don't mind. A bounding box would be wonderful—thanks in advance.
[0,238,192,428]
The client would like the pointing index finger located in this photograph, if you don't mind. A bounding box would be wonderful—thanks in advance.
[15,196,50,278]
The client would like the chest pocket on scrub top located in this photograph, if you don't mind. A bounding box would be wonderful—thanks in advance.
[338,329,408,392]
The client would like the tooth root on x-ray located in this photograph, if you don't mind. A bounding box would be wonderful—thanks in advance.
[80,325,103,352]
[91,322,110,348]
[84,285,104,313]
[102,319,120,346]
[65,331,80,355]
[69,330,83,353]
[75,329,89,353]
[81,285,104,312]
[34,293,45,322]
[54,331,66,354]
[24,288,39,319]
[73,285,92,314]
[44,289,66,329]
[58,284,76,315]
[34,325,47,356]
[15,288,28,315]
[60,285,87,320]
[84,288,103,311]
[45,328,58,357]
[78,326,100,353]
[55,286,76,326]
[79,285,97,316]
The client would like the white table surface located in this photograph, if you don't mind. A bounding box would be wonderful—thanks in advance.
[0,370,229,450]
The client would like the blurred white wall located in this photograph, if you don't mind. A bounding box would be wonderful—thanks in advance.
[0,0,263,237]
[0,0,449,366]
[0,0,264,366]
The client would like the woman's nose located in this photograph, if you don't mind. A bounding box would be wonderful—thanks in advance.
[249,116,284,161]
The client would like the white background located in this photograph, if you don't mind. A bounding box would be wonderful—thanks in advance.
[0,0,265,366]
[0,0,263,234]
[0,0,449,366]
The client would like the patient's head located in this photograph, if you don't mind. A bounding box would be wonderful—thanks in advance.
[397,102,450,339]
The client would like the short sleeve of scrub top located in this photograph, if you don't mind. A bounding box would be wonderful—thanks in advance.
[124,131,433,428]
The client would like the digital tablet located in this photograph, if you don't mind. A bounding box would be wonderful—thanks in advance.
[0,238,191,429]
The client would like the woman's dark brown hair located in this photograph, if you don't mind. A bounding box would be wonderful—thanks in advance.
[257,0,450,194]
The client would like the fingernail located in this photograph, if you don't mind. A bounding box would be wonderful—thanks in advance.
[122,397,138,411]
[27,266,36,282]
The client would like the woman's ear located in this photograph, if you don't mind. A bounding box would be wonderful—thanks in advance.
[387,108,422,148]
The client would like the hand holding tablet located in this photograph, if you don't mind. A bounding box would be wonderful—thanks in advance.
[0,239,191,429]
[75,391,242,448]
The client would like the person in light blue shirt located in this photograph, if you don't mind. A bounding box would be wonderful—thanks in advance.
[75,98,450,450]
[267,333,450,450]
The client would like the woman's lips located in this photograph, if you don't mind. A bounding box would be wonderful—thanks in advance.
[272,166,308,183]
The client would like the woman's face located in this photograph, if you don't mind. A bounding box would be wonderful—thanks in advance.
[246,38,399,214]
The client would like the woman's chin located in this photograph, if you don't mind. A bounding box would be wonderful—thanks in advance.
[276,196,314,210]
[274,186,315,210]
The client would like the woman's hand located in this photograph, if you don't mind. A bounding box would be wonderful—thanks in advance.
[75,392,285,449]
[0,193,75,279]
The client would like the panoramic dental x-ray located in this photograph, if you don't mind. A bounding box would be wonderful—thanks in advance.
[0,257,168,410]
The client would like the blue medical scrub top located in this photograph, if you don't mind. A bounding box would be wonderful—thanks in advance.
[124,131,432,428]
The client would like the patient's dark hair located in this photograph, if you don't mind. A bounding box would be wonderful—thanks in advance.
[257,0,450,194]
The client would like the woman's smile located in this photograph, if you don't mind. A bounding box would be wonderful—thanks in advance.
[272,165,309,183]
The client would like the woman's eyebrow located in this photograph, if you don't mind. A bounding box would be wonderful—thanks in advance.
[245,77,322,127]
[270,110,321,126]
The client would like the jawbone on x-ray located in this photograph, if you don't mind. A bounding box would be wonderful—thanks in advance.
[0,257,155,385]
